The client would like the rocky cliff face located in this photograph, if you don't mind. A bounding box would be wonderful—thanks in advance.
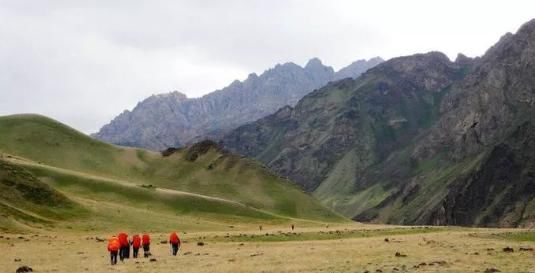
[436,122,535,227]
[222,20,535,227]
[94,58,383,150]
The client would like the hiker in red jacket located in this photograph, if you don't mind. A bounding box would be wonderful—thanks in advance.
[131,234,141,258]
[118,232,129,261]
[107,236,120,265]
[142,233,151,258]
[169,231,181,256]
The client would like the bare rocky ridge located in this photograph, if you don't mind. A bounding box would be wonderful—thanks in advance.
[222,19,535,227]
[94,57,383,150]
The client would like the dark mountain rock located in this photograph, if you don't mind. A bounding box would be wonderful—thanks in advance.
[222,19,535,227]
[94,58,382,150]
[437,122,535,226]
[184,140,223,162]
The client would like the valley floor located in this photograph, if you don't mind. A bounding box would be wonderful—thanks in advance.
[1,224,534,273]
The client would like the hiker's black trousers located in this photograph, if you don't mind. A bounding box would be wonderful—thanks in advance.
[171,243,180,255]
[110,251,118,265]
[119,246,129,261]
[133,247,139,258]
[143,244,150,257]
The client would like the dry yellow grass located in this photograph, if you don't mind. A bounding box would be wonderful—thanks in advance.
[1,224,534,273]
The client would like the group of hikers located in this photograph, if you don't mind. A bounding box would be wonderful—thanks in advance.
[107,231,181,265]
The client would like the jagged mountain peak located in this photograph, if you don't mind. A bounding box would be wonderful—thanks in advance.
[387,51,451,68]
[273,61,302,70]
[454,53,470,62]
[347,57,384,67]
[247,72,258,80]
[333,56,384,80]
[170,90,188,99]
[368,56,384,62]
[146,90,188,101]
[95,57,383,150]
[517,17,535,34]
[304,57,325,69]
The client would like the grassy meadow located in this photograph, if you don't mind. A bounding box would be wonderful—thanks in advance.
[0,224,534,273]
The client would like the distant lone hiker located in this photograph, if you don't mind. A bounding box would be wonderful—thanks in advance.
[107,236,120,265]
[142,233,151,258]
[132,234,141,258]
[118,232,129,262]
[291,224,295,231]
[169,231,181,256]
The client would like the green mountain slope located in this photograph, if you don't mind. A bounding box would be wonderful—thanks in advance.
[0,114,344,232]
[223,20,535,227]
[0,159,83,231]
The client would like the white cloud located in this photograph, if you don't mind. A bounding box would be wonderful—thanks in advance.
[1,0,534,133]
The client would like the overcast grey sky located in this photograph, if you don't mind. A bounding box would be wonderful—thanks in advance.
[1,0,534,133]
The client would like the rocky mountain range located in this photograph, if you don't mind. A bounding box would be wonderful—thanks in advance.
[94,57,383,150]
[222,20,535,227]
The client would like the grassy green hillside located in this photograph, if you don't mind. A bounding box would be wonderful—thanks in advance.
[0,114,345,232]
[0,159,84,231]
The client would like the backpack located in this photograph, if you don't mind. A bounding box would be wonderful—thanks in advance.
[132,235,141,248]
[142,234,151,245]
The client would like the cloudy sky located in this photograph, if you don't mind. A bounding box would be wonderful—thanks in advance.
[1,0,534,133]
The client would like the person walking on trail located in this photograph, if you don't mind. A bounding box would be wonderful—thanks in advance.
[107,236,120,265]
[131,234,141,258]
[169,231,181,256]
[118,232,129,261]
[291,224,295,231]
[142,233,151,258]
